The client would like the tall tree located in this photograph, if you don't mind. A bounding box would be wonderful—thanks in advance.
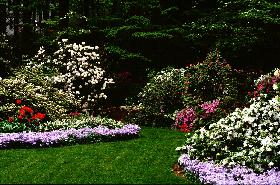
[0,0,7,34]
[22,0,34,54]
[43,0,51,20]
[59,0,69,28]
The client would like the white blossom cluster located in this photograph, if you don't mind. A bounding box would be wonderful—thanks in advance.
[34,39,114,105]
[178,94,280,172]
[0,62,79,120]
[39,114,124,132]
[138,68,186,98]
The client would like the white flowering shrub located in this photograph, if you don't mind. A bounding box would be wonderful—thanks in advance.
[177,69,280,173]
[37,114,124,132]
[130,67,186,126]
[34,39,114,109]
[0,62,80,120]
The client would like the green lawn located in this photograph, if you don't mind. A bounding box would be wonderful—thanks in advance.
[0,127,200,184]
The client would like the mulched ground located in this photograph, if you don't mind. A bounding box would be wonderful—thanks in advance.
[172,163,186,178]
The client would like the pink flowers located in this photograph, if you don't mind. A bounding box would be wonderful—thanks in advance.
[175,107,196,132]
[248,76,280,98]
[174,99,220,132]
[200,99,220,119]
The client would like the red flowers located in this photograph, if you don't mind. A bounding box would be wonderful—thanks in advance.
[17,106,46,124]
[19,106,34,117]
[8,117,14,123]
[15,99,22,105]
[69,111,80,117]
[32,112,46,121]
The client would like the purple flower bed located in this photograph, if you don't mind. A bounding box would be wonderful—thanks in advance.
[0,124,141,149]
[178,154,280,185]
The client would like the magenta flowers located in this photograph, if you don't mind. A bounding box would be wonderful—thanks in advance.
[174,99,220,132]
[200,99,220,114]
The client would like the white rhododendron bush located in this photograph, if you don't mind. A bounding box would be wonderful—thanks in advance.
[32,39,114,108]
[177,68,280,173]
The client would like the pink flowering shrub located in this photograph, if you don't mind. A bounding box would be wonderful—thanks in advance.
[174,99,221,132]
[175,107,196,132]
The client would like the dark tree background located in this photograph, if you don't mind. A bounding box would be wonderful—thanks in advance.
[1,0,280,105]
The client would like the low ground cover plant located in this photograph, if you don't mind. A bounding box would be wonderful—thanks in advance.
[0,124,141,149]
[176,68,280,184]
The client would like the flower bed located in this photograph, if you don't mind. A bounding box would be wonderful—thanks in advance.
[0,124,140,149]
[176,68,280,184]
[178,154,280,185]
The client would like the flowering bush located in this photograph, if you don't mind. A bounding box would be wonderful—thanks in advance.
[0,61,79,120]
[40,114,125,132]
[178,95,280,171]
[33,39,114,111]
[0,124,141,149]
[183,51,239,111]
[174,99,221,132]
[177,93,280,173]
[129,67,186,126]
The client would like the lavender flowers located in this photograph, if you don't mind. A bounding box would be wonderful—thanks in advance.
[0,124,141,149]
[178,154,280,185]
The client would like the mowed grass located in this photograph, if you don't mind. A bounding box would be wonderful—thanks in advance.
[0,127,200,184]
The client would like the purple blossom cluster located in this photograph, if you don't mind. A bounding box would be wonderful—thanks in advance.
[200,99,220,114]
[178,154,280,185]
[0,124,140,149]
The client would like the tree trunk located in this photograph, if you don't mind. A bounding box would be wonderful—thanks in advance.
[0,0,6,34]
[43,0,51,20]
[13,0,20,37]
[59,0,69,28]
[22,0,33,55]
[83,0,90,17]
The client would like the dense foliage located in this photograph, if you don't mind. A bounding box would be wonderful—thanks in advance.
[2,0,279,105]
[177,68,280,184]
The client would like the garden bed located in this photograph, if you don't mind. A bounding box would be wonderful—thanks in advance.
[0,124,140,149]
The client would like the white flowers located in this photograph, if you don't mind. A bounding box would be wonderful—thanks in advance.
[33,39,114,106]
[179,91,280,172]
[274,68,280,77]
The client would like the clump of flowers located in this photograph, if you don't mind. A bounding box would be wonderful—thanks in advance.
[0,124,141,149]
[199,99,220,117]
[174,99,221,132]
[0,99,48,133]
[0,61,79,120]
[248,68,280,99]
[33,39,114,110]
[174,107,196,132]
[178,154,280,185]
[177,94,280,173]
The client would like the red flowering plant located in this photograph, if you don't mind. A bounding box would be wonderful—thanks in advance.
[0,98,48,133]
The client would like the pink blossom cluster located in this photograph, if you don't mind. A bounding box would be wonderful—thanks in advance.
[200,99,220,114]
[175,107,197,132]
[249,76,280,98]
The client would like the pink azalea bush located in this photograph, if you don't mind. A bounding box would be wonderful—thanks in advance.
[174,99,221,132]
